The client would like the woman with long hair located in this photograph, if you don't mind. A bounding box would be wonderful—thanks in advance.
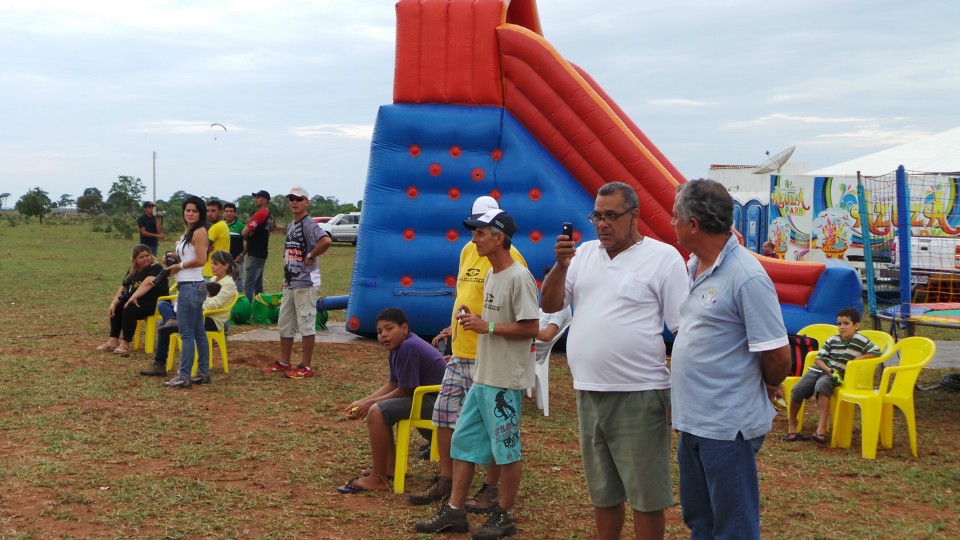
[96,244,169,355]
[163,195,209,388]
[139,250,238,382]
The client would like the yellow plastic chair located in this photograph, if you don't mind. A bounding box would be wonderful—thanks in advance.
[132,285,178,354]
[826,329,894,446]
[831,337,935,458]
[165,294,239,375]
[782,323,836,432]
[393,384,441,494]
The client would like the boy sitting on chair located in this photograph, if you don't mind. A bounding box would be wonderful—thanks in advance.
[784,307,881,444]
[338,308,447,493]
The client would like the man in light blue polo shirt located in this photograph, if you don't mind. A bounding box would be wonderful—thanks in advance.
[670,178,791,540]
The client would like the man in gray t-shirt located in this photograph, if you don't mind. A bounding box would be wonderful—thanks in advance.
[261,186,333,379]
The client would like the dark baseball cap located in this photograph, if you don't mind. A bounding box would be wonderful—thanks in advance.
[463,209,518,237]
[142,201,156,208]
[252,190,270,199]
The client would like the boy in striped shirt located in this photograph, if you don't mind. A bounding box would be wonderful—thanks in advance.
[784,307,881,444]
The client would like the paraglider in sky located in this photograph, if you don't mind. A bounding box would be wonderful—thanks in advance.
[210,123,226,140]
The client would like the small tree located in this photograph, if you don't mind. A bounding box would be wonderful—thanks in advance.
[57,194,75,209]
[76,187,104,215]
[0,192,10,210]
[104,175,146,216]
[14,187,53,224]
[270,194,292,226]
[309,195,340,217]
[235,194,256,218]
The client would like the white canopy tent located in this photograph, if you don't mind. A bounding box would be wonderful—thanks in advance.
[806,126,960,177]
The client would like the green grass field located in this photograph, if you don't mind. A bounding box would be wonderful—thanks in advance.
[0,219,958,539]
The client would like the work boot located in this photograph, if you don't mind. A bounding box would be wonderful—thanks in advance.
[139,364,167,377]
[471,506,517,539]
[465,483,500,514]
[414,503,469,534]
[408,476,452,505]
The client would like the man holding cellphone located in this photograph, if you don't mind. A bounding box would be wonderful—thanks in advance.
[540,181,687,540]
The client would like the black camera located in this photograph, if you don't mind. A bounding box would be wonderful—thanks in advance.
[164,255,178,266]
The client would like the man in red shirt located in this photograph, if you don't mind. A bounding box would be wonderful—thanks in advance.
[242,190,272,303]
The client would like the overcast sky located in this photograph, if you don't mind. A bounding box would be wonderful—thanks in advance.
[1,0,957,208]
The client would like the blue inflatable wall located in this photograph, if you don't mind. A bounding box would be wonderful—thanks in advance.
[346,104,597,337]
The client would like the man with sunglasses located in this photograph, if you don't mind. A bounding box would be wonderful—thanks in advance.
[261,187,332,379]
[540,181,686,540]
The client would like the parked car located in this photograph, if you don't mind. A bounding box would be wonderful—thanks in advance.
[320,212,361,245]
[312,216,332,224]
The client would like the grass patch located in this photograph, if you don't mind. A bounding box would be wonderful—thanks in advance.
[0,222,958,538]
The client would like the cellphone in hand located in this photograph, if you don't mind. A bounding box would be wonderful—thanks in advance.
[561,222,573,240]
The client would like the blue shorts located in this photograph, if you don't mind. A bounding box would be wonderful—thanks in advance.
[450,384,524,466]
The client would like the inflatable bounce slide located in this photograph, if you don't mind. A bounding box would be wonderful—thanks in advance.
[342,0,860,337]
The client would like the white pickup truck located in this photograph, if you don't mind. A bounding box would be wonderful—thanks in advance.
[892,236,960,276]
[888,236,960,302]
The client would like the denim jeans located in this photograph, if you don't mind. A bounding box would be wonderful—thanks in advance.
[677,431,765,540]
[158,300,175,324]
[244,256,267,303]
[152,317,217,367]
[175,281,209,377]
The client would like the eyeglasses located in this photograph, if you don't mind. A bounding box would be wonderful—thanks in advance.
[587,208,636,224]
[287,195,307,202]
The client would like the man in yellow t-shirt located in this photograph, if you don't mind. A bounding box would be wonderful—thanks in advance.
[202,200,231,279]
[407,196,526,512]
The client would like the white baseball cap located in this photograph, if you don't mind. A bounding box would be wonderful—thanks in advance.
[470,195,499,218]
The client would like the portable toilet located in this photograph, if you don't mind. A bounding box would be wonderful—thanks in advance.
[744,198,767,253]
[732,201,744,237]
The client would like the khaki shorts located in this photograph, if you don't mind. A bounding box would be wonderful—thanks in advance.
[277,286,318,338]
[577,389,674,511]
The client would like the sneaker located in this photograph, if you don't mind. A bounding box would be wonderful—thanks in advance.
[414,504,469,534]
[471,507,516,539]
[261,361,291,374]
[139,364,167,377]
[418,441,432,460]
[163,374,192,389]
[191,374,212,385]
[465,483,500,514]
[160,318,179,330]
[285,364,314,379]
[408,476,452,505]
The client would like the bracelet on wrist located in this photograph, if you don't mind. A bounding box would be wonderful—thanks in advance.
[489,322,495,335]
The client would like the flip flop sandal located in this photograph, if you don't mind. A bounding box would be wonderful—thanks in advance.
[812,433,828,445]
[96,342,117,351]
[113,345,131,357]
[782,432,810,442]
[336,477,388,494]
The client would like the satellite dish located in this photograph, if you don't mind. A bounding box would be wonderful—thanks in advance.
[753,146,796,174]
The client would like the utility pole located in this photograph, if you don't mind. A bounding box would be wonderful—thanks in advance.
[152,151,157,203]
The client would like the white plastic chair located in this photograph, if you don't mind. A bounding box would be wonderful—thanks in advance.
[528,318,571,417]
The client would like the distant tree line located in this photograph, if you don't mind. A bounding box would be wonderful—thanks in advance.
[10,176,361,236]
